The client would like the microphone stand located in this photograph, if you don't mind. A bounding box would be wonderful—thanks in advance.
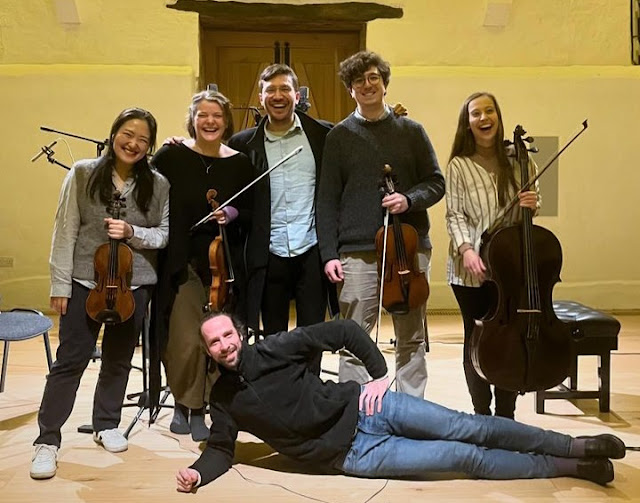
[37,143,71,171]
[40,125,108,157]
[233,106,263,128]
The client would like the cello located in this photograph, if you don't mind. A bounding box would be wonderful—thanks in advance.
[86,191,136,324]
[375,164,429,315]
[469,125,572,393]
[204,188,235,312]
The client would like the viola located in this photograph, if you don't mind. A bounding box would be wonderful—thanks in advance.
[469,125,572,393]
[205,189,235,312]
[86,191,136,324]
[375,164,429,315]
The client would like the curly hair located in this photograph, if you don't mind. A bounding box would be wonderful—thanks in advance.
[338,51,391,90]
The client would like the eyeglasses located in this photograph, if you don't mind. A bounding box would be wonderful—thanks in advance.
[351,73,382,88]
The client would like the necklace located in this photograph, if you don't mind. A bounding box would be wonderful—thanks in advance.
[188,139,220,174]
[198,153,215,174]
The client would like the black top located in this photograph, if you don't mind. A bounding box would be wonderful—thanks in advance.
[152,144,253,285]
[191,319,388,486]
[228,111,332,272]
[228,112,336,328]
[149,144,254,356]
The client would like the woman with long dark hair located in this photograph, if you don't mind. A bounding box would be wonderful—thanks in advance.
[31,108,169,480]
[445,92,539,419]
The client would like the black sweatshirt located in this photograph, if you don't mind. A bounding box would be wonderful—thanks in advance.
[191,319,388,486]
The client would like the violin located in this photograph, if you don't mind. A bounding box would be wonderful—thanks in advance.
[205,189,235,312]
[470,125,572,393]
[375,164,429,315]
[86,191,136,324]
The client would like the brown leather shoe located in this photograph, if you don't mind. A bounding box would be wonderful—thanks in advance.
[576,458,614,486]
[579,434,626,459]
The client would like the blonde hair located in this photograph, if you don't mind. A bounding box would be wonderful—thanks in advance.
[186,90,235,141]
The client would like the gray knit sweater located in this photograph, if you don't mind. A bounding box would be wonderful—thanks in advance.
[49,159,169,295]
[317,112,445,263]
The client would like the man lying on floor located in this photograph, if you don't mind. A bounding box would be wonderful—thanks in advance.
[176,314,626,492]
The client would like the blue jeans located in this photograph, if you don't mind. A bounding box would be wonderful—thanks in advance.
[339,391,571,480]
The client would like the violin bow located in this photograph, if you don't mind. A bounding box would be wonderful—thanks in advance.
[375,208,391,345]
[375,164,394,345]
[489,120,588,234]
[190,145,303,232]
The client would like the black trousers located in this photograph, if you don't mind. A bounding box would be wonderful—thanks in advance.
[35,282,150,447]
[261,245,326,374]
[451,283,518,418]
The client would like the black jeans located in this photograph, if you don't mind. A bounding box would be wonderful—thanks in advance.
[451,283,517,418]
[35,282,150,447]
[261,245,326,374]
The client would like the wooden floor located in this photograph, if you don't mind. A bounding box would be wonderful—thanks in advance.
[1,314,639,502]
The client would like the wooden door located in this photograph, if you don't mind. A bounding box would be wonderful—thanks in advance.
[201,30,360,130]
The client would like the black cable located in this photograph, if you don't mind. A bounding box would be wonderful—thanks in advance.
[231,467,389,503]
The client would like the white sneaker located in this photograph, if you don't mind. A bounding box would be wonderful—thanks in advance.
[93,428,128,453]
[30,444,58,479]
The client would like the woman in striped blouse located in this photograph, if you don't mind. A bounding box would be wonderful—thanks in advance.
[445,92,539,419]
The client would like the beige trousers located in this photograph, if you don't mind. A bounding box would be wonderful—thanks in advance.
[337,250,431,398]
[163,267,216,409]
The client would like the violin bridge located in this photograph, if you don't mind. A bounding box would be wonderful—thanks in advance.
[517,309,541,313]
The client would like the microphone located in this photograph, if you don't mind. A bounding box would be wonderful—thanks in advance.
[299,86,309,103]
[296,86,311,113]
[31,141,57,162]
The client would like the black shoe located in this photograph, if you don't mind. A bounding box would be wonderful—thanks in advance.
[576,458,614,486]
[579,434,626,459]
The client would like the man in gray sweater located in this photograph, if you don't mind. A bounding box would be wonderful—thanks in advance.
[316,51,445,397]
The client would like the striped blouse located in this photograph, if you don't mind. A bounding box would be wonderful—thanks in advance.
[445,155,540,287]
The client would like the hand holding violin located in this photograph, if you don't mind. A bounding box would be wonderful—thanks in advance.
[212,209,227,226]
[104,218,133,240]
[381,192,409,214]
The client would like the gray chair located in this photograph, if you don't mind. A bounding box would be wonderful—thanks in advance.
[0,308,54,392]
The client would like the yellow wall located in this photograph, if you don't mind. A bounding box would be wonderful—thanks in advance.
[1,0,638,312]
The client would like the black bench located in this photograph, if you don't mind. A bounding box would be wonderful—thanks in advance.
[535,301,620,414]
